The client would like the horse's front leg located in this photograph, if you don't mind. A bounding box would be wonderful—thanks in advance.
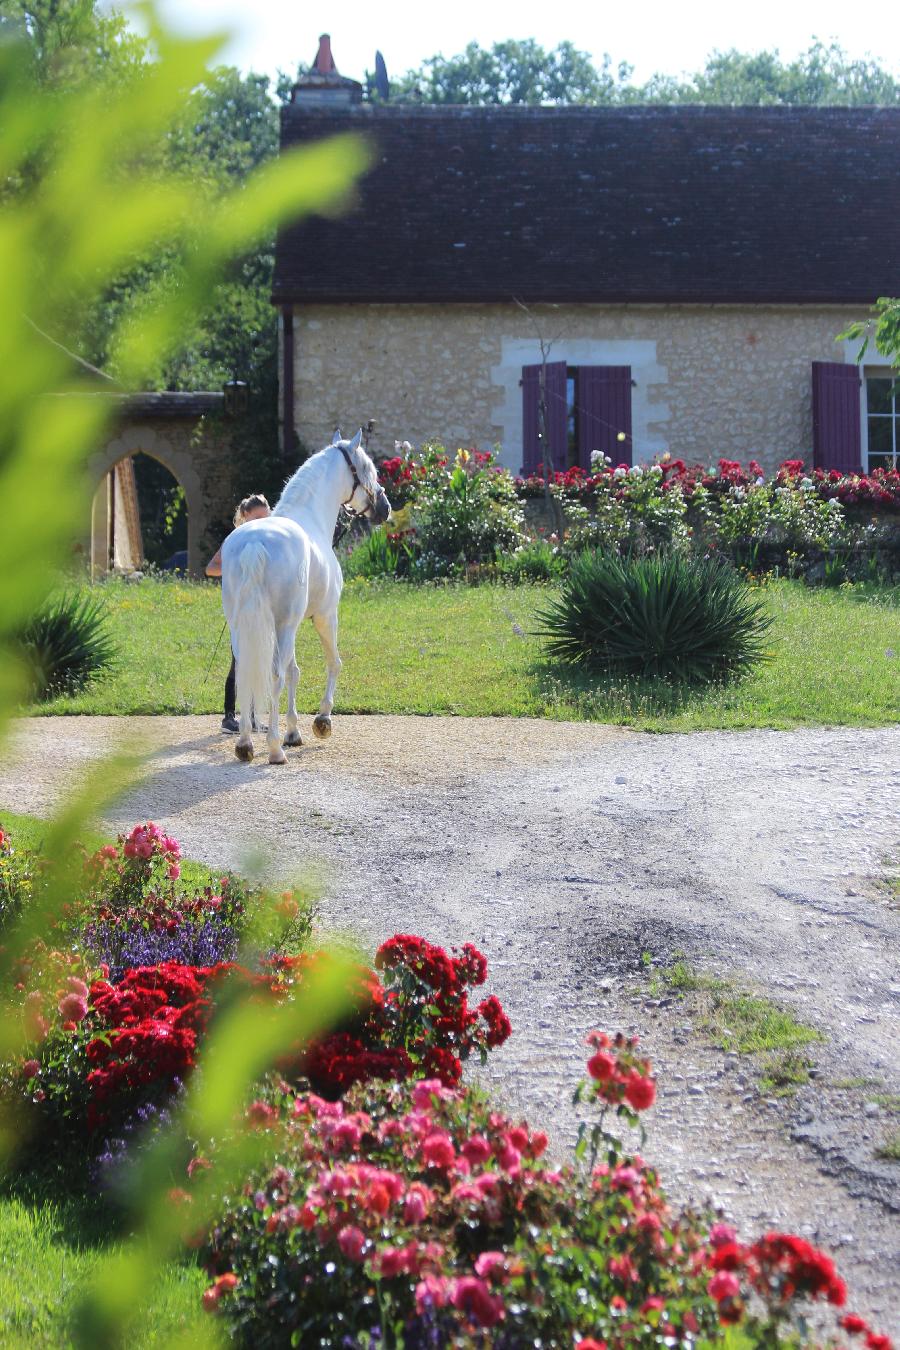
[311,611,342,740]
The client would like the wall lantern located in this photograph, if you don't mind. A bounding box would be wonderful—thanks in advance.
[223,378,249,416]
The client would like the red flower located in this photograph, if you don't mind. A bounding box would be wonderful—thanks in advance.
[624,1072,656,1111]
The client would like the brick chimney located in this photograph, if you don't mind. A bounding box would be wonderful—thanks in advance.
[292,33,363,105]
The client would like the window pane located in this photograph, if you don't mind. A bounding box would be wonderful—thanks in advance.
[866,377,894,415]
[566,372,578,469]
[867,453,894,472]
[868,417,893,453]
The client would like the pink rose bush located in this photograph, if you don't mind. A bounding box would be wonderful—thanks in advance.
[200,1042,892,1348]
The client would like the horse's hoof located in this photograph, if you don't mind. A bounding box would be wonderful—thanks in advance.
[235,740,254,762]
[283,729,303,747]
[312,715,332,740]
[268,748,287,765]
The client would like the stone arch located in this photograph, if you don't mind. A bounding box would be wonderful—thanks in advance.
[88,423,208,577]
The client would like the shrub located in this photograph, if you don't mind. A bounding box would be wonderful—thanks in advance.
[537,550,772,683]
[200,1033,887,1349]
[411,447,525,575]
[495,538,566,583]
[19,591,116,701]
[343,525,417,580]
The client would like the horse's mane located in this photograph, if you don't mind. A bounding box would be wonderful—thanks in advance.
[273,447,333,516]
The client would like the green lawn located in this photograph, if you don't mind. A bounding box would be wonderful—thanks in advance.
[0,1190,210,1349]
[30,575,900,731]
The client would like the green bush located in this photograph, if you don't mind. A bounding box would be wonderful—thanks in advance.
[537,550,772,683]
[343,527,416,580]
[495,538,566,583]
[19,592,117,701]
[412,447,525,575]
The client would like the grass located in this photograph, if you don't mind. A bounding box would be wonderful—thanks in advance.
[24,574,900,731]
[876,1131,900,1162]
[650,960,823,1092]
[0,1188,208,1348]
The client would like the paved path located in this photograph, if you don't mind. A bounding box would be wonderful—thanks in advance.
[3,715,899,1335]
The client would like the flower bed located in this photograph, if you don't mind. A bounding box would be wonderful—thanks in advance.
[366,443,900,581]
[200,1034,893,1349]
[0,819,894,1349]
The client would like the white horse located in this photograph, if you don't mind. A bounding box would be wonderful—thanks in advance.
[221,429,391,764]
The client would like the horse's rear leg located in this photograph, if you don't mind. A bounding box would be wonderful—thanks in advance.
[311,611,342,740]
[267,625,299,763]
[283,654,302,748]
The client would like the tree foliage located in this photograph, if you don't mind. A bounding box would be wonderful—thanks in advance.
[396,38,900,107]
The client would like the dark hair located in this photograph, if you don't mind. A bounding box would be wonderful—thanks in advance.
[233,494,270,527]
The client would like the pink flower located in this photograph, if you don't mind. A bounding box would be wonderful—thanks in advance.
[422,1130,455,1169]
[474,1251,506,1282]
[461,1134,491,1165]
[404,1183,434,1224]
[57,993,88,1024]
[495,1140,521,1173]
[167,863,181,880]
[337,1225,366,1262]
[412,1078,448,1110]
[709,1222,738,1249]
[66,977,89,999]
[708,1270,741,1303]
[415,1274,451,1313]
[450,1276,505,1328]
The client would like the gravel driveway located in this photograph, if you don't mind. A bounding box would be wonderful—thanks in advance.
[2,715,899,1335]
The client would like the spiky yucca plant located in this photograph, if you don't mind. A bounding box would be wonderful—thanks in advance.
[537,551,772,683]
[20,592,117,701]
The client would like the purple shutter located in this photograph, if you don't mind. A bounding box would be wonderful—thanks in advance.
[521,365,541,474]
[812,362,861,471]
[521,361,567,475]
[577,366,633,467]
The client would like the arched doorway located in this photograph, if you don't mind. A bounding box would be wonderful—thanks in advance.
[90,452,189,575]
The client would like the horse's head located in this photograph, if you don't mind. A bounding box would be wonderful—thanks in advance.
[333,428,391,524]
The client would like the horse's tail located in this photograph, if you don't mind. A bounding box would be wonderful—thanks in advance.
[232,541,275,724]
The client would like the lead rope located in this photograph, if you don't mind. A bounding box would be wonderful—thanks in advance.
[201,619,228,685]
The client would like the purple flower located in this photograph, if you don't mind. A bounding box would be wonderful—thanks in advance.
[84,916,238,982]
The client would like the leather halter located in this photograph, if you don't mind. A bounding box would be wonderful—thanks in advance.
[336,442,376,517]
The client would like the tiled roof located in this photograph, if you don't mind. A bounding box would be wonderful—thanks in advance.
[273,104,899,305]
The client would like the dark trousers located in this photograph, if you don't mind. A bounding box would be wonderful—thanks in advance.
[224,652,236,717]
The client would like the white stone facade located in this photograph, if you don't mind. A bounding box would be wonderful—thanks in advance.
[290,303,862,476]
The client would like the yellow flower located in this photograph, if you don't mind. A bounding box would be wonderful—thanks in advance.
[456,449,471,466]
[616,432,626,443]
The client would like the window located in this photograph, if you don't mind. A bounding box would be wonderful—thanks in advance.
[521,362,633,474]
[865,375,899,470]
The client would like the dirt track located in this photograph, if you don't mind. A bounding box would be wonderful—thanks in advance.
[2,714,899,1335]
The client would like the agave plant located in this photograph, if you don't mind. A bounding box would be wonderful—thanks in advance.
[20,591,117,701]
[537,550,772,683]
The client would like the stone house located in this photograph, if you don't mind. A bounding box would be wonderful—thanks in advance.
[272,40,899,478]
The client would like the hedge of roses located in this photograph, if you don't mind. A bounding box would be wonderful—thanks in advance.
[366,444,900,581]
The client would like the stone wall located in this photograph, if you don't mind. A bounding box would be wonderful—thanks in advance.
[291,303,866,477]
[85,414,236,577]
